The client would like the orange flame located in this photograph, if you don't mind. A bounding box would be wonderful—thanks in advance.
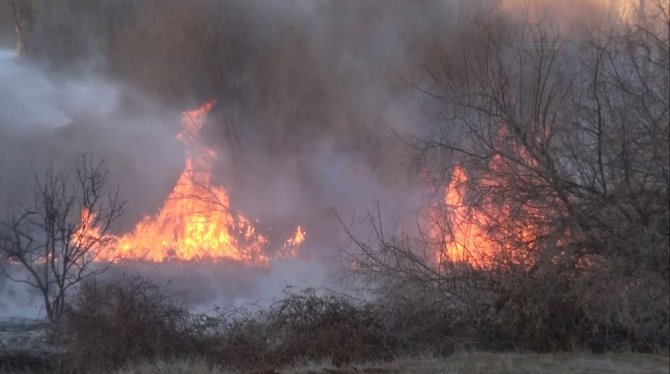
[440,165,493,267]
[88,101,303,264]
[280,225,306,257]
[437,130,558,269]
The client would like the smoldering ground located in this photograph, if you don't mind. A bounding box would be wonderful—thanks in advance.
[0,0,646,317]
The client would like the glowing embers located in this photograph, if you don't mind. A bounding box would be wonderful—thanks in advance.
[93,101,304,265]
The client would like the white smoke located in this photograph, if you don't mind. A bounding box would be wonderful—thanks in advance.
[0,49,118,135]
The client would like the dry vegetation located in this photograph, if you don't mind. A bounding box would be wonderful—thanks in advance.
[0,1,668,373]
[344,0,669,358]
[1,274,667,373]
[106,353,670,374]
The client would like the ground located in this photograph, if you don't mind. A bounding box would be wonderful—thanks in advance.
[1,319,668,373]
[113,352,670,374]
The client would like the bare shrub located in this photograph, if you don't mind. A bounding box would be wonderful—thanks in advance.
[213,288,394,370]
[265,288,393,366]
[56,274,198,372]
[55,279,398,372]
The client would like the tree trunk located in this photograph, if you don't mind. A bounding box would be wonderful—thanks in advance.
[9,0,34,58]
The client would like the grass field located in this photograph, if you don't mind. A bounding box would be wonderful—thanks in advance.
[112,352,670,374]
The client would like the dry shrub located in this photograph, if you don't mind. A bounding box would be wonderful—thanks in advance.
[56,279,398,372]
[465,270,587,352]
[214,288,394,370]
[209,307,270,369]
[369,283,462,355]
[577,265,670,353]
[55,274,199,372]
[348,220,669,354]
[48,269,668,373]
[448,265,667,353]
[265,288,393,366]
[421,262,668,353]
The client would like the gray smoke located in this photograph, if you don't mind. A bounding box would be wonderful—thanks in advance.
[0,0,639,317]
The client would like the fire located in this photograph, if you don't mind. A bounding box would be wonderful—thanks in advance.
[279,225,306,258]
[440,165,493,267]
[288,225,306,247]
[90,101,304,264]
[437,131,557,269]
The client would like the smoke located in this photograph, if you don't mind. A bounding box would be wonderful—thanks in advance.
[0,46,344,316]
[0,0,643,317]
[0,49,181,317]
[0,51,116,134]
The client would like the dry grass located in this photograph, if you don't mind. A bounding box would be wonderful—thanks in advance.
[375,353,670,374]
[109,353,670,374]
[112,359,222,374]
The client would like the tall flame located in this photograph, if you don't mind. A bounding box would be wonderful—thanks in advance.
[92,101,303,264]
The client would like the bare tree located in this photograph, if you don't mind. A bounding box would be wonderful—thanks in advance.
[0,153,124,322]
[414,6,669,271]
[346,5,669,350]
